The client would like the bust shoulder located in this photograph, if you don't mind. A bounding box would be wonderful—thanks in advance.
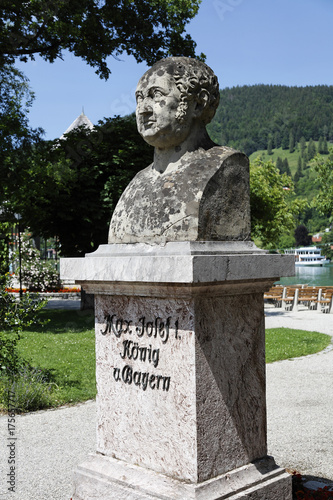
[108,146,251,244]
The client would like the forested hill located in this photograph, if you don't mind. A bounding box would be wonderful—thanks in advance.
[207,84,333,156]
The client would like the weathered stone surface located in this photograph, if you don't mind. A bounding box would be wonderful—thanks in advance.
[60,241,294,286]
[108,147,250,244]
[108,57,250,245]
[72,454,292,499]
[94,287,266,483]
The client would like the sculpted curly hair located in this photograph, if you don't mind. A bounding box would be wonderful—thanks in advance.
[141,57,220,125]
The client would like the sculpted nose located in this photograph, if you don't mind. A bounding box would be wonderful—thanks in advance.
[137,97,153,115]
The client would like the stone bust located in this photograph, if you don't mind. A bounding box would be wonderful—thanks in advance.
[108,57,251,244]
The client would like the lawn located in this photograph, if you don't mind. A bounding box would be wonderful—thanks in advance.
[265,327,331,363]
[16,308,96,406]
[1,309,331,411]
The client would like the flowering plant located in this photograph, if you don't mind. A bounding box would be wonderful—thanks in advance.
[12,230,60,292]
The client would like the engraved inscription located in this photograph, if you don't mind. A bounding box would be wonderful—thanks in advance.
[113,365,170,392]
[120,341,160,368]
[101,314,177,344]
[100,313,180,393]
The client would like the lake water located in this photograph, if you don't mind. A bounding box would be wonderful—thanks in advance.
[277,264,333,286]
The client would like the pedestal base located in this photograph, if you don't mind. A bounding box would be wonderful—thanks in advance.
[72,454,292,500]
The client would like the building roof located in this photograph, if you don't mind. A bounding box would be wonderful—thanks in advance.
[60,112,94,139]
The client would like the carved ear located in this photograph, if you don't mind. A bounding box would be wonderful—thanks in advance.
[193,89,209,118]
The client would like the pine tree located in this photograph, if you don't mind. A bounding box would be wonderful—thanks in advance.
[283,158,291,176]
[267,136,273,155]
[281,131,289,150]
[294,158,303,183]
[276,156,283,173]
[294,225,312,247]
[289,131,295,153]
[318,136,324,154]
[323,137,329,154]
[307,138,316,160]
[302,157,307,171]
[300,136,306,157]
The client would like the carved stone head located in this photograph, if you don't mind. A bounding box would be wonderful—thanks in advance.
[135,57,220,149]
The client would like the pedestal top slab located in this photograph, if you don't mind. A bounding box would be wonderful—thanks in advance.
[60,241,294,286]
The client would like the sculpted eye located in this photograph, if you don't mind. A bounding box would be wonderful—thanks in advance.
[136,93,143,103]
[151,88,164,99]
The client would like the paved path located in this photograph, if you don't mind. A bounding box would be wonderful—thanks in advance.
[0,302,332,499]
[265,305,333,483]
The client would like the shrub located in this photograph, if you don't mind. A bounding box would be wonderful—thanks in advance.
[0,273,47,374]
[0,367,55,412]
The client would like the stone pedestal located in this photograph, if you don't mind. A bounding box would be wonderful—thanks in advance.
[61,241,294,500]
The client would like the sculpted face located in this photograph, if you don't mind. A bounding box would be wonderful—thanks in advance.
[135,71,194,149]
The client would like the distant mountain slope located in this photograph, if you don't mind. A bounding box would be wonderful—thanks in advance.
[207,84,333,155]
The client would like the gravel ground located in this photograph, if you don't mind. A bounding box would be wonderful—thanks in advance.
[0,302,332,499]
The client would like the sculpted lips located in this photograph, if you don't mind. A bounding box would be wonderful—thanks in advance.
[141,118,156,128]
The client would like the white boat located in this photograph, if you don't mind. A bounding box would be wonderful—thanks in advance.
[284,247,331,266]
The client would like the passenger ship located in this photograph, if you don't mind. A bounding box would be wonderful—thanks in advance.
[284,247,330,266]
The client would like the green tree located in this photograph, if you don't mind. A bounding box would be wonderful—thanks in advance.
[267,135,273,155]
[300,136,306,157]
[283,158,291,176]
[294,156,303,183]
[311,154,333,219]
[294,224,312,247]
[0,65,41,181]
[289,131,295,153]
[307,138,316,161]
[320,230,333,261]
[250,158,306,248]
[281,130,289,150]
[8,114,153,257]
[276,156,283,173]
[0,0,202,78]
[0,221,11,275]
[317,136,324,154]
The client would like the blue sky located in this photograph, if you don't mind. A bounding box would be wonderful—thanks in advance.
[16,0,333,140]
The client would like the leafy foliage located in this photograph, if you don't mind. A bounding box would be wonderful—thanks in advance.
[250,158,307,248]
[0,221,11,274]
[311,154,333,219]
[0,273,47,374]
[0,65,42,194]
[9,114,153,256]
[0,0,202,78]
[320,230,333,261]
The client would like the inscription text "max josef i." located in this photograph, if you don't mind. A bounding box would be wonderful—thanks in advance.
[100,314,180,344]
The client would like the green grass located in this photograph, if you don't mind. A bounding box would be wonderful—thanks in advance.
[265,327,331,363]
[1,310,332,411]
[250,147,302,175]
[249,141,327,176]
[15,309,96,406]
